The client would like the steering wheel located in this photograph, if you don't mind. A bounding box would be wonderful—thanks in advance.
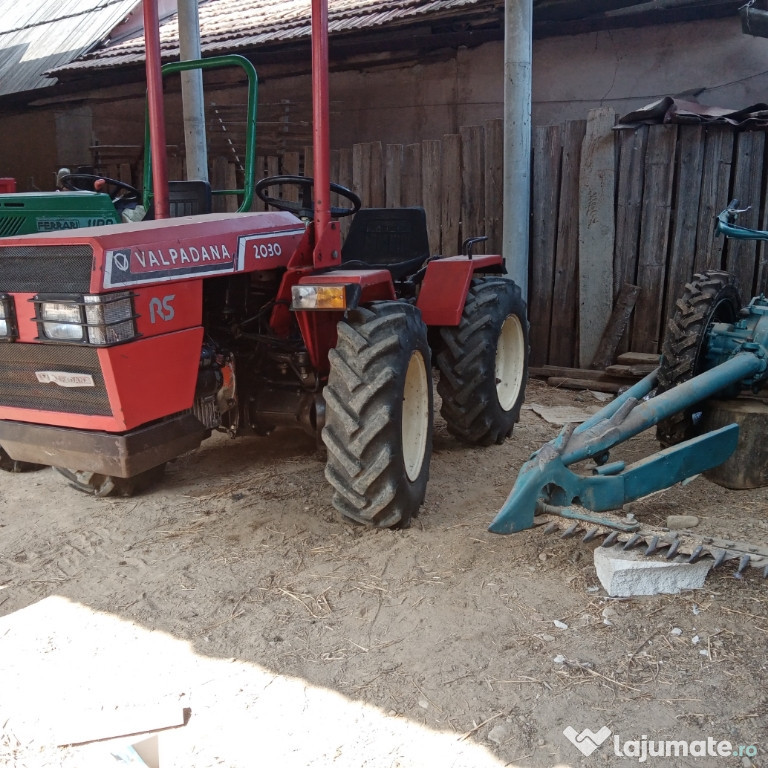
[59,173,141,204]
[255,175,361,219]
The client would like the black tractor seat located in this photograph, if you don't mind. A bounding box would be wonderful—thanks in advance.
[340,207,430,281]
[144,180,213,219]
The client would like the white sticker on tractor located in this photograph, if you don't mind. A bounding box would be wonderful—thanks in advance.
[35,371,95,388]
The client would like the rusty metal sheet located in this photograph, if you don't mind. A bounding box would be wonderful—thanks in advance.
[618,96,768,129]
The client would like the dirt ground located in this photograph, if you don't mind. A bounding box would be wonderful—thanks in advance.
[0,377,766,768]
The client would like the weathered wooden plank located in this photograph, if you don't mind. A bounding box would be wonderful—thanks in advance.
[441,134,462,255]
[631,124,677,353]
[303,145,314,178]
[547,377,622,393]
[252,155,267,210]
[460,124,485,245]
[337,148,353,239]
[614,126,648,299]
[694,126,734,273]
[758,191,768,293]
[330,149,340,191]
[368,141,384,207]
[616,351,660,365]
[484,118,503,255]
[589,282,640,370]
[385,144,403,208]
[338,148,353,191]
[726,131,765,297]
[352,143,372,207]
[212,156,237,212]
[421,140,442,254]
[282,151,300,202]
[605,363,657,378]
[548,119,586,367]
[664,125,705,326]
[758,195,768,294]
[257,156,279,214]
[578,107,616,367]
[402,143,422,208]
[530,366,614,381]
[529,124,562,367]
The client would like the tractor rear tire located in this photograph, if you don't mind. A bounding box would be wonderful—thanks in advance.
[436,276,529,445]
[55,464,166,497]
[323,302,433,528]
[0,446,45,473]
[656,270,742,447]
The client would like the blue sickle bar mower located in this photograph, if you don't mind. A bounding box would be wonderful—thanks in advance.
[489,202,768,578]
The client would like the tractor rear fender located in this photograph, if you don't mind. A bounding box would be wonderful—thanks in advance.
[292,269,396,375]
[416,255,504,326]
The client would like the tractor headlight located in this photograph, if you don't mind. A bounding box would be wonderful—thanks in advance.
[291,284,361,311]
[34,292,138,346]
[40,302,84,341]
[0,294,17,341]
[83,293,136,345]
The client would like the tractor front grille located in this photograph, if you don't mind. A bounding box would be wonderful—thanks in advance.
[0,344,111,416]
[0,245,93,293]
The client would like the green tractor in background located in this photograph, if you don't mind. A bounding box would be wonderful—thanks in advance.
[0,172,132,237]
[0,54,257,238]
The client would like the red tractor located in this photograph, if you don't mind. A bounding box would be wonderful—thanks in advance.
[0,0,528,528]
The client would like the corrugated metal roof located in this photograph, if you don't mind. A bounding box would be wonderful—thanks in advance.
[55,0,492,74]
[0,0,139,96]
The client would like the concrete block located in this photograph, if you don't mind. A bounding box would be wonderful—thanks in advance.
[594,546,712,597]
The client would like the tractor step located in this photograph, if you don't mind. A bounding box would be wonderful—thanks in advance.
[535,511,768,578]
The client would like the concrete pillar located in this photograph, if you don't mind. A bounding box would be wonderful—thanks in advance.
[502,0,532,298]
[178,0,208,181]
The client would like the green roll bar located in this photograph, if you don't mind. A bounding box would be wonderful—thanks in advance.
[142,54,258,213]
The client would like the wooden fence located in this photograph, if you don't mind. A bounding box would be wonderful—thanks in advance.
[531,112,768,368]
[248,120,505,256]
[107,112,768,369]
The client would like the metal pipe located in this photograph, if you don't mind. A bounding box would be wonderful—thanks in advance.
[143,0,169,219]
[178,0,208,182]
[562,352,765,465]
[311,0,332,254]
[502,0,532,297]
[574,368,658,434]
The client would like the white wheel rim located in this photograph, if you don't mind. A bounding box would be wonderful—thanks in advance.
[495,314,526,411]
[402,350,429,482]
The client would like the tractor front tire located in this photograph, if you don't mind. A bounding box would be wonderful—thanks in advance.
[0,446,45,473]
[55,464,166,497]
[657,270,742,447]
[323,302,433,528]
[437,276,529,446]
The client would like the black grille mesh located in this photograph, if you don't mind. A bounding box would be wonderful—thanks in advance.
[0,245,93,293]
[0,344,111,416]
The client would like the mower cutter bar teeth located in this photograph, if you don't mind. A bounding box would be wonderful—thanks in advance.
[666,539,681,560]
[583,527,601,543]
[533,513,768,578]
[644,536,661,556]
